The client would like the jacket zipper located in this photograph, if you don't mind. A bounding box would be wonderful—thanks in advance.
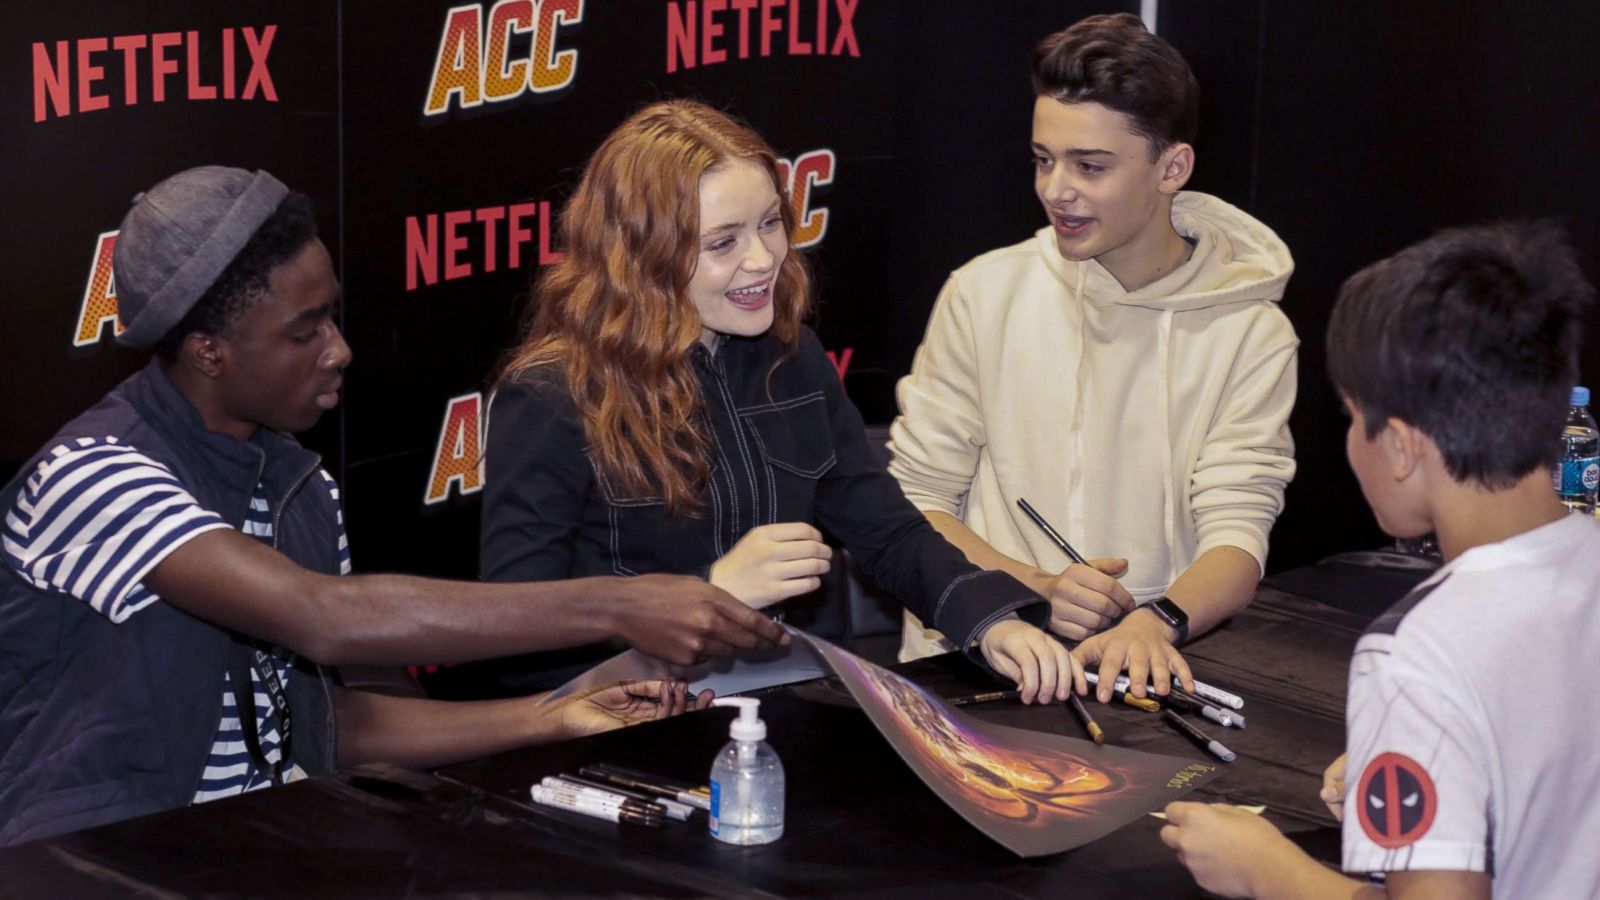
[185,451,271,801]
[269,455,339,776]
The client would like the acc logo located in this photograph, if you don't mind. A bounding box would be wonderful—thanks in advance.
[424,0,583,116]
[1356,752,1437,849]
[424,392,485,505]
[73,230,123,347]
[776,149,833,249]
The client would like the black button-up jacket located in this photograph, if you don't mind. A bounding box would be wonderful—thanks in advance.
[477,326,1046,684]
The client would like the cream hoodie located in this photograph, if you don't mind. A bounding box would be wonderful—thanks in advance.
[890,192,1298,660]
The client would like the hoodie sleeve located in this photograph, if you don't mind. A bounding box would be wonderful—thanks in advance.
[1190,316,1298,573]
[888,275,988,517]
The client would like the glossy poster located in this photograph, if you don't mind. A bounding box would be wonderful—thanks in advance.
[550,626,1223,856]
[793,631,1224,857]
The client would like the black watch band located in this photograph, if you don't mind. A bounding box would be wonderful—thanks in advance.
[1146,596,1190,645]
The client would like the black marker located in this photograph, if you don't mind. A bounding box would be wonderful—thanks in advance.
[1016,498,1088,566]
[554,774,693,821]
[1068,692,1105,744]
[1163,709,1236,763]
[947,689,1021,707]
[1163,686,1246,729]
[582,765,711,810]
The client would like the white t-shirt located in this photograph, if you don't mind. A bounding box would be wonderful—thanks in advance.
[1342,513,1600,898]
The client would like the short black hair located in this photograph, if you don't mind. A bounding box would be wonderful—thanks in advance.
[153,191,318,360]
[1328,222,1594,487]
[1031,13,1199,161]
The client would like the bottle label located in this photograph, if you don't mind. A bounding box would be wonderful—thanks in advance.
[1558,456,1600,496]
[708,780,721,835]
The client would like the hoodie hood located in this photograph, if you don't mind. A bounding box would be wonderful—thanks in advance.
[1037,191,1294,312]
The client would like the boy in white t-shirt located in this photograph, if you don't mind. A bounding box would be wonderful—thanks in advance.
[1160,222,1600,899]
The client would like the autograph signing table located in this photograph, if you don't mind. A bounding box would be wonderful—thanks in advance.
[0,558,1423,898]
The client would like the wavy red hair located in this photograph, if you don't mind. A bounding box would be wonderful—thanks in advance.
[501,100,812,512]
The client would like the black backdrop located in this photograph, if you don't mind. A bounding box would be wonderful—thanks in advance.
[5,1,1596,585]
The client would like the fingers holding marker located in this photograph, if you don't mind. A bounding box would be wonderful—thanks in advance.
[1071,559,1136,613]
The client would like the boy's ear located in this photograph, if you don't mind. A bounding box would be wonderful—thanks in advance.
[1383,417,1431,481]
[180,332,226,379]
[1158,143,1194,195]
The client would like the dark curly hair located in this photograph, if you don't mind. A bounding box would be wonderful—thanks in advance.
[153,191,319,360]
[1328,221,1595,487]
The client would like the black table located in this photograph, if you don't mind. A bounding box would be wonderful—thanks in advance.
[0,565,1424,897]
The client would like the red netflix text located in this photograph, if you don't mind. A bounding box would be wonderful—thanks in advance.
[33,26,277,123]
[404,201,563,292]
[666,0,859,73]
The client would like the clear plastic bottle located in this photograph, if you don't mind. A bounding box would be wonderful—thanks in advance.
[708,697,784,845]
[1555,386,1600,515]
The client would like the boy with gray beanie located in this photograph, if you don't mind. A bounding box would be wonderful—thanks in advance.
[0,166,784,845]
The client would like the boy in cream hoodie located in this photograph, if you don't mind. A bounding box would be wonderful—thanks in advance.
[890,13,1297,699]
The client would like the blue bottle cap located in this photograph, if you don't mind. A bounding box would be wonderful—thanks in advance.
[1574,386,1591,406]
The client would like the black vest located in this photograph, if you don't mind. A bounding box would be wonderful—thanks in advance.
[0,361,341,845]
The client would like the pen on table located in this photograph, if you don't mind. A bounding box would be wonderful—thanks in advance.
[1111,687,1160,712]
[1067,692,1105,743]
[1015,498,1089,566]
[1084,671,1245,712]
[551,774,694,821]
[1162,709,1236,763]
[1162,685,1246,729]
[530,784,665,827]
[1181,679,1244,711]
[539,776,664,816]
[581,764,712,811]
[947,689,1021,707]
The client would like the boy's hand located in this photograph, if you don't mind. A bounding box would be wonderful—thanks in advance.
[1160,801,1299,898]
[1320,753,1348,822]
[1041,557,1137,640]
[608,575,788,665]
[550,679,714,740]
[1070,608,1194,702]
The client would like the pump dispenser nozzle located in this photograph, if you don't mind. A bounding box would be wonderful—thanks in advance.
[712,697,767,741]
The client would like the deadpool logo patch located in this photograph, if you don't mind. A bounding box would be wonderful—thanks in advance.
[1357,752,1437,849]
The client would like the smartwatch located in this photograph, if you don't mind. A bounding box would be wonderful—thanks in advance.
[1146,596,1190,645]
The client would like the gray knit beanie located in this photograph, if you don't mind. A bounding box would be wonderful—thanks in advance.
[113,166,289,348]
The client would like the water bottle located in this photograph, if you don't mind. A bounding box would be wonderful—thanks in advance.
[708,697,784,845]
[1555,386,1600,515]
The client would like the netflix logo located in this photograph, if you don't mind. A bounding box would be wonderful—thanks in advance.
[32,26,278,123]
[666,0,859,73]
[404,200,563,293]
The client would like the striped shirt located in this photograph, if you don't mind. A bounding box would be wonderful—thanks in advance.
[3,437,352,804]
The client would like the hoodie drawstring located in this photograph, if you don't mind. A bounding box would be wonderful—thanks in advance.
[1156,308,1180,589]
[1068,263,1088,554]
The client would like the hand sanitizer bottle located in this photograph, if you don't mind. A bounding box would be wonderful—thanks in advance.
[708,697,784,845]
